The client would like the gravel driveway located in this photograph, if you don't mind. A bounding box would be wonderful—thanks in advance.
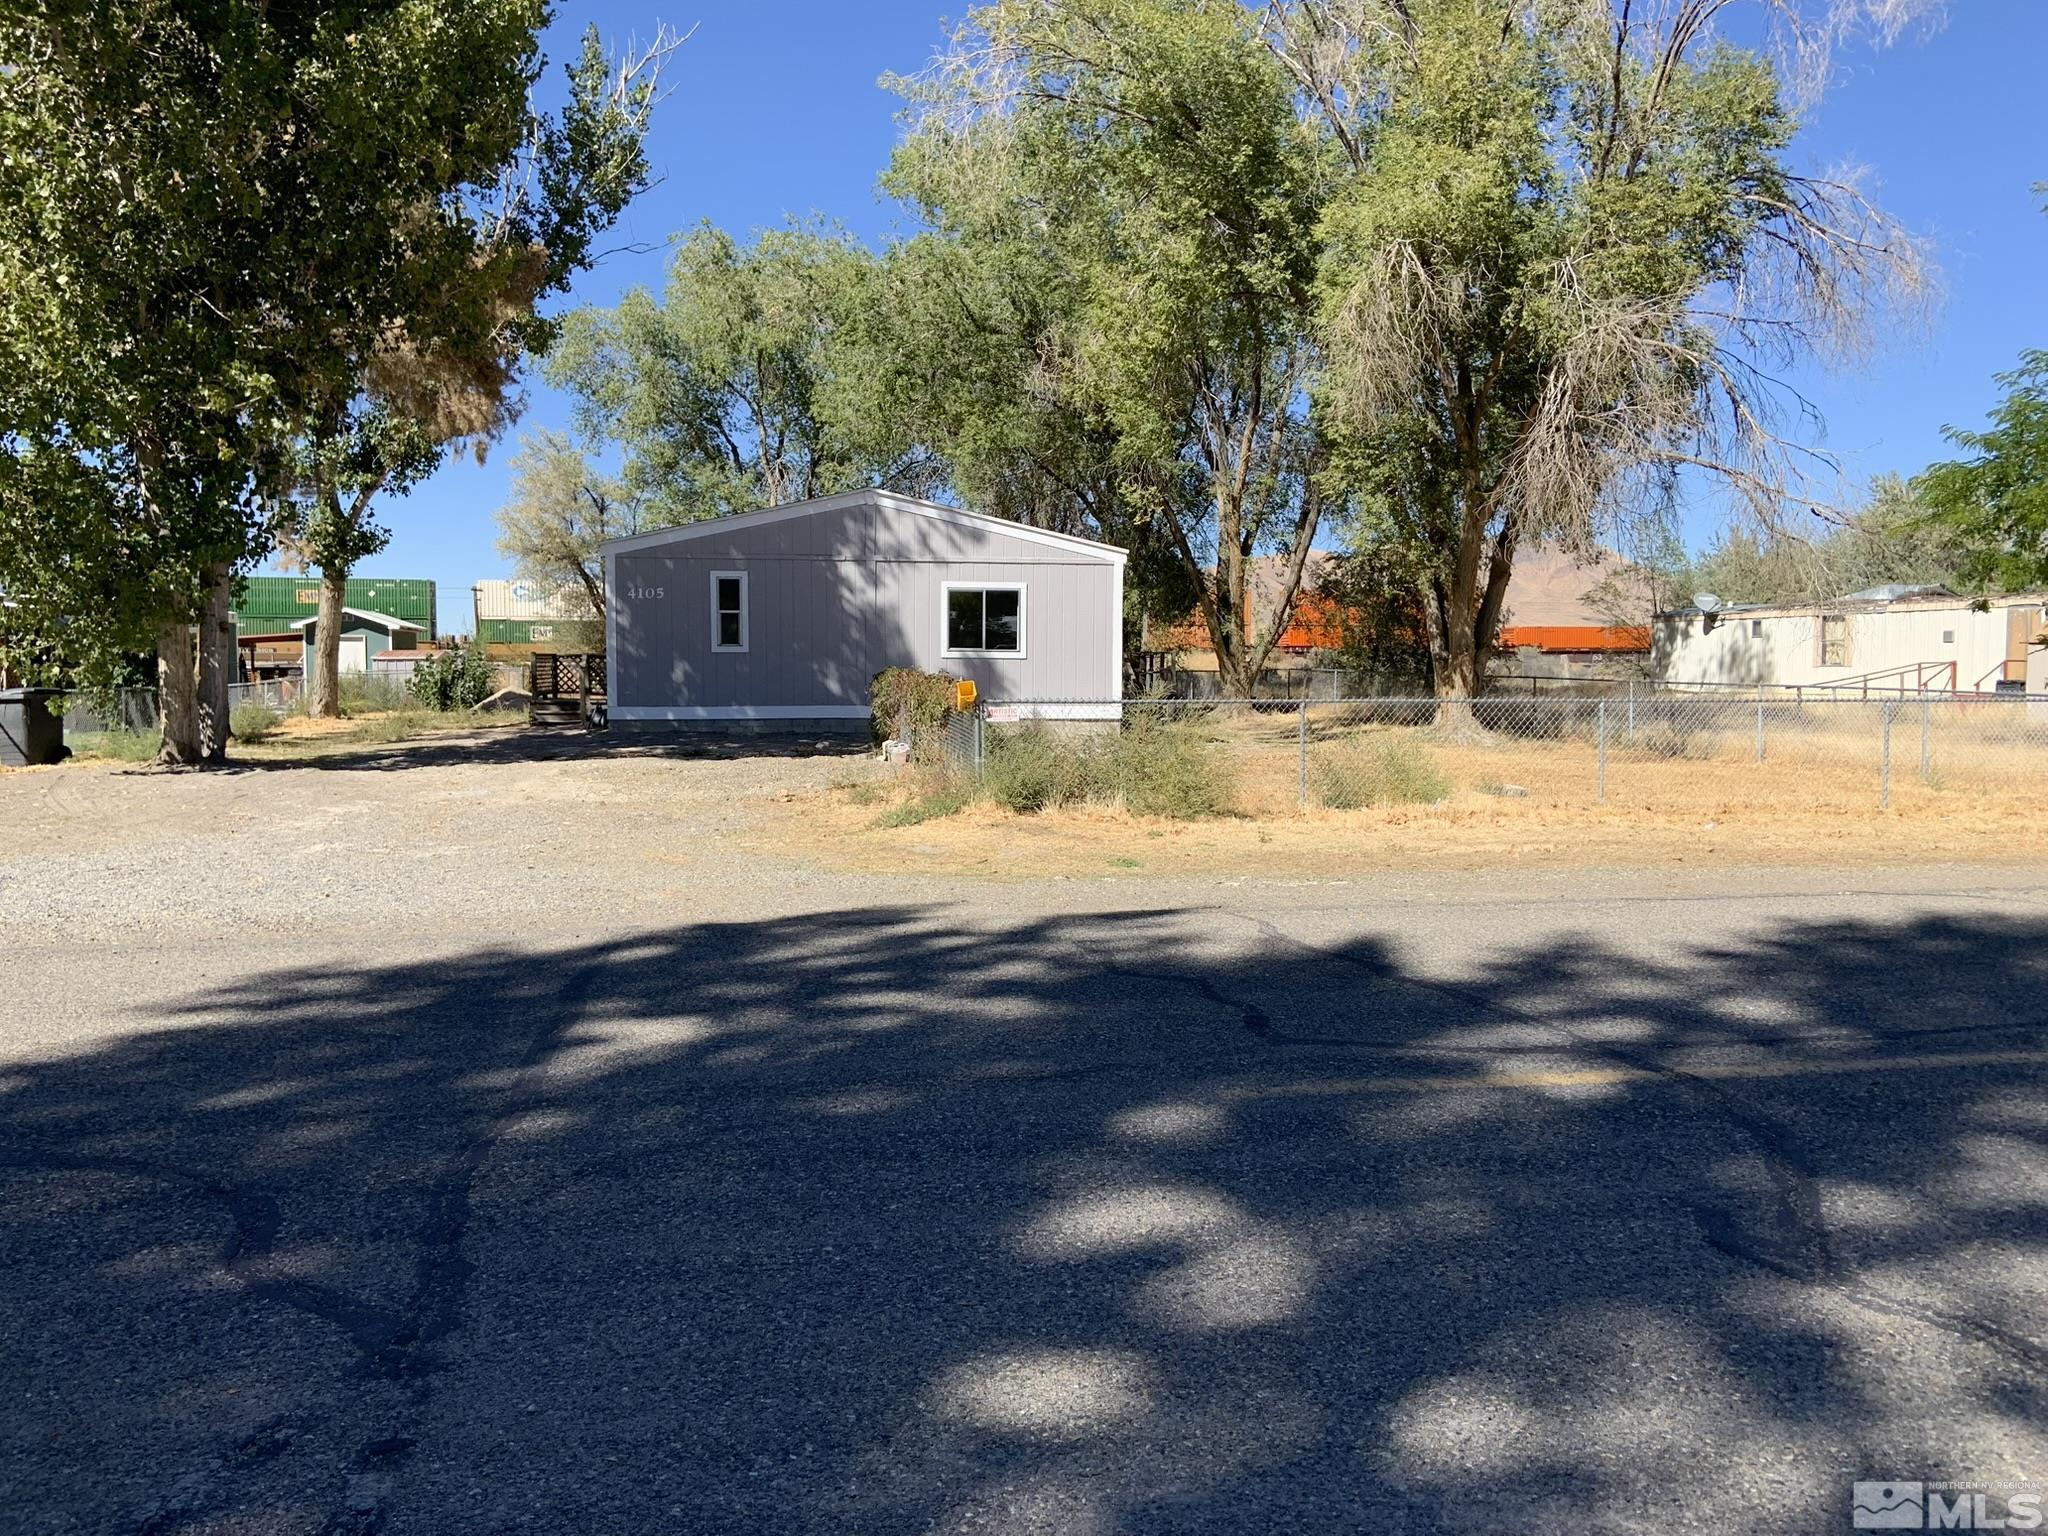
[2,732,2046,1534]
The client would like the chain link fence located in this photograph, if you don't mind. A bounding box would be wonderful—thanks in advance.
[1132,663,2022,704]
[959,694,2048,815]
[60,687,162,735]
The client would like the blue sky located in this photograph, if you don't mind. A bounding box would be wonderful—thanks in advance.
[330,1,2048,636]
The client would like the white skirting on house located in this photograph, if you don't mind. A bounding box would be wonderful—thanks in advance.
[609,705,873,721]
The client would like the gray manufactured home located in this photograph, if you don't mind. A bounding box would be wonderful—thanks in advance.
[602,489,1126,732]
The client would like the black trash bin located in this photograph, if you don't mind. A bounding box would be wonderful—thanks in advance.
[0,688,67,766]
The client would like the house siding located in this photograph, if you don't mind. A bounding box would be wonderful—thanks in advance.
[1655,597,2048,690]
[608,496,1122,715]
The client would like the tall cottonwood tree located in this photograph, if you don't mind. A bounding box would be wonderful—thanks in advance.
[0,5,673,756]
[276,406,444,717]
[1268,0,1934,696]
[833,217,1203,648]
[889,0,1332,697]
[281,24,676,718]
[545,224,934,528]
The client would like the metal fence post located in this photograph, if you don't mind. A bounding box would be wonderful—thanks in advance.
[1626,680,1636,736]
[1597,700,1608,804]
[1880,700,1893,809]
[1297,699,1308,809]
[1755,686,1766,764]
[974,705,985,776]
[1919,693,1931,784]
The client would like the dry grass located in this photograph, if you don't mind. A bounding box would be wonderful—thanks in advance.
[771,714,2048,879]
[240,708,526,758]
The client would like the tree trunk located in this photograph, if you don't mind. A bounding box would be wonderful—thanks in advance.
[1438,622,1481,699]
[310,563,347,717]
[196,562,234,761]
[156,622,200,766]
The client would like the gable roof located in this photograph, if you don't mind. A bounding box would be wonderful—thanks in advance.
[290,607,422,632]
[598,488,1127,564]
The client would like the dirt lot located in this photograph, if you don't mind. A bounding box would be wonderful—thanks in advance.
[0,727,876,940]
[782,710,2048,878]
[16,711,2048,903]
[786,786,2048,878]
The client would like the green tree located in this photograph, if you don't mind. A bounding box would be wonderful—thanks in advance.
[493,429,640,629]
[545,224,929,526]
[1270,0,1930,697]
[1917,352,2048,590]
[834,221,1202,661]
[275,406,445,717]
[0,4,674,759]
[889,0,1330,697]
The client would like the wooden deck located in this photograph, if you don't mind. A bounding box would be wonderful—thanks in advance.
[528,653,606,728]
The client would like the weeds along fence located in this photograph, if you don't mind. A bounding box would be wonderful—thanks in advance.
[61,687,164,736]
[57,672,469,737]
[1134,666,2006,704]
[64,677,311,735]
[948,695,2048,816]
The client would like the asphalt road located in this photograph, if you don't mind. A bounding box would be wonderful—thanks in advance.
[3,800,2046,1531]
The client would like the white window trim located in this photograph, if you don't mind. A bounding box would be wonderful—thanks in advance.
[710,569,749,653]
[941,580,1027,659]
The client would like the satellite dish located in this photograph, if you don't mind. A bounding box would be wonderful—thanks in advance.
[1692,592,1723,614]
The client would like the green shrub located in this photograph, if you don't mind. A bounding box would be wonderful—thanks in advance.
[336,671,412,714]
[406,644,498,711]
[1101,714,1235,819]
[873,770,974,827]
[982,721,1094,812]
[1314,734,1450,808]
[229,702,280,742]
[68,727,160,762]
[870,667,957,755]
[978,716,1234,820]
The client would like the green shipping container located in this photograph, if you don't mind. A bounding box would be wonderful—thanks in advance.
[233,576,437,640]
[477,617,602,646]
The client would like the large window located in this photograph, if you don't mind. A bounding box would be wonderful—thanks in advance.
[711,570,748,652]
[944,584,1024,656]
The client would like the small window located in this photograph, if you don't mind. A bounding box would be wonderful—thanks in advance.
[529,625,554,642]
[944,584,1024,655]
[711,570,748,652]
[1750,619,1763,638]
[1942,629,1955,645]
[1821,614,1847,667]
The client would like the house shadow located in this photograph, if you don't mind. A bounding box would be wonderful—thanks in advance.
[200,723,876,775]
[3,905,2046,1533]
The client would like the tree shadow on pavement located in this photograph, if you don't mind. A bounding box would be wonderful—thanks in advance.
[2,904,2046,1534]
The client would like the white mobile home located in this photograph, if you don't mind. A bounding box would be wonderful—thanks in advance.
[602,489,1127,732]
[1655,586,2048,693]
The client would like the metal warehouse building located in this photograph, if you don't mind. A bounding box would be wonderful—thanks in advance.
[603,489,1126,732]
[1656,585,2048,693]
